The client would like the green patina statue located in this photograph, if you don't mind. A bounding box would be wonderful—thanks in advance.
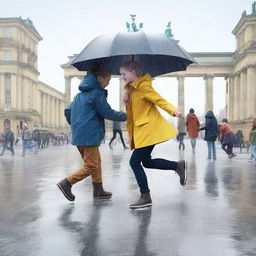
[252,1,256,15]
[165,21,174,39]
[126,14,143,32]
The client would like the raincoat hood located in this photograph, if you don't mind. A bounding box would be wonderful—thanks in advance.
[131,73,152,89]
[205,111,215,119]
[78,74,102,92]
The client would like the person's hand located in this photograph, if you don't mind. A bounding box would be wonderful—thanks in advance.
[174,111,182,117]
[123,93,130,106]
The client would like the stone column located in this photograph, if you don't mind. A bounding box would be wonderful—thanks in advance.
[204,76,214,113]
[45,93,50,127]
[0,74,4,108]
[60,101,65,127]
[36,86,40,113]
[227,76,235,121]
[41,93,45,126]
[246,66,256,119]
[56,99,60,128]
[177,76,185,114]
[240,70,247,120]
[22,77,28,111]
[64,76,71,107]
[233,73,240,121]
[16,75,22,110]
[50,96,54,128]
[11,74,17,109]
[33,83,37,111]
[119,78,126,112]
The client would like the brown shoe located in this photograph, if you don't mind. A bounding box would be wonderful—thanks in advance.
[129,192,152,209]
[176,160,187,186]
[93,183,112,199]
[57,178,75,201]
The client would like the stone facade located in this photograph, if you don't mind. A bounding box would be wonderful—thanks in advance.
[0,18,67,136]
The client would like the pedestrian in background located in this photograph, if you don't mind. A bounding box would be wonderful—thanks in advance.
[177,115,186,150]
[200,111,218,160]
[120,61,187,209]
[57,62,126,202]
[0,128,14,156]
[219,118,236,159]
[21,124,32,157]
[249,118,256,162]
[109,121,129,150]
[186,108,200,153]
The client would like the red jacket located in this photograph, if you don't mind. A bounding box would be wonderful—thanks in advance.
[186,113,200,138]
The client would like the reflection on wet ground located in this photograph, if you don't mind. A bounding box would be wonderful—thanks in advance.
[0,140,256,256]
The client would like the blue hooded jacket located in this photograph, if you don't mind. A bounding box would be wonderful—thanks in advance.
[200,111,218,141]
[65,74,126,146]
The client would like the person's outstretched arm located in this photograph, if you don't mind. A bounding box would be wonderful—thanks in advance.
[95,92,127,121]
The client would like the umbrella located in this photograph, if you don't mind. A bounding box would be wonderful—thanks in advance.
[71,31,195,77]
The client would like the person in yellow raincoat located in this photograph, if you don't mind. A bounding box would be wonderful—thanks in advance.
[120,61,187,209]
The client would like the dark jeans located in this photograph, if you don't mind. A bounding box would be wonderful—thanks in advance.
[129,145,178,193]
[109,129,126,148]
[178,133,185,150]
[221,143,233,155]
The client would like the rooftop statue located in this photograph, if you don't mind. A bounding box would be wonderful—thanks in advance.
[252,1,256,15]
[242,10,247,17]
[165,21,174,39]
[126,14,143,32]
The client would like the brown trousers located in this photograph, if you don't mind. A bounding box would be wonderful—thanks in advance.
[67,146,102,185]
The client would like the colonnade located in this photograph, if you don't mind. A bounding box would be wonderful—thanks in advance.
[226,65,256,122]
[0,73,66,129]
[39,92,65,128]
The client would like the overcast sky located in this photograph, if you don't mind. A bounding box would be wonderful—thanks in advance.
[0,0,253,116]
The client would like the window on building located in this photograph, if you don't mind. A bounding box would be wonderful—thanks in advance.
[3,27,11,38]
[3,50,11,61]
[5,73,11,106]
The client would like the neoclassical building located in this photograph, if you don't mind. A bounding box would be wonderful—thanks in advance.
[62,4,256,139]
[0,17,66,136]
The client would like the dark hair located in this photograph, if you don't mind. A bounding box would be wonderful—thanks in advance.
[120,61,143,76]
[222,118,228,123]
[189,108,194,113]
[87,62,111,78]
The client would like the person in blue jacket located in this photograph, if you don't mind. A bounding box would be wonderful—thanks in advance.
[200,111,218,160]
[57,62,127,201]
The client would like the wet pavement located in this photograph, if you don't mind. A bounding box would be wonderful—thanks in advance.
[0,140,256,256]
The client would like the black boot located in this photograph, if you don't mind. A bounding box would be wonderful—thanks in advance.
[57,178,75,201]
[176,160,187,186]
[93,183,112,199]
[129,192,152,209]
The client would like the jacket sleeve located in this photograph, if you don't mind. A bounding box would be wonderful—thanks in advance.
[95,92,127,121]
[141,83,177,116]
[64,102,72,125]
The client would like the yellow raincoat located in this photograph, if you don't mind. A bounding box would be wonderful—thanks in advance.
[126,74,178,150]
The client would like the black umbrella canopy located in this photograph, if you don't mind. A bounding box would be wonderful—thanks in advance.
[71,31,195,77]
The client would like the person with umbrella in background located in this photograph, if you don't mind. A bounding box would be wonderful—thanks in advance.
[57,62,126,202]
[120,61,187,209]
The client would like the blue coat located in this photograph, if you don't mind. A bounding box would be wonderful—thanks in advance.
[200,111,218,142]
[65,75,126,146]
